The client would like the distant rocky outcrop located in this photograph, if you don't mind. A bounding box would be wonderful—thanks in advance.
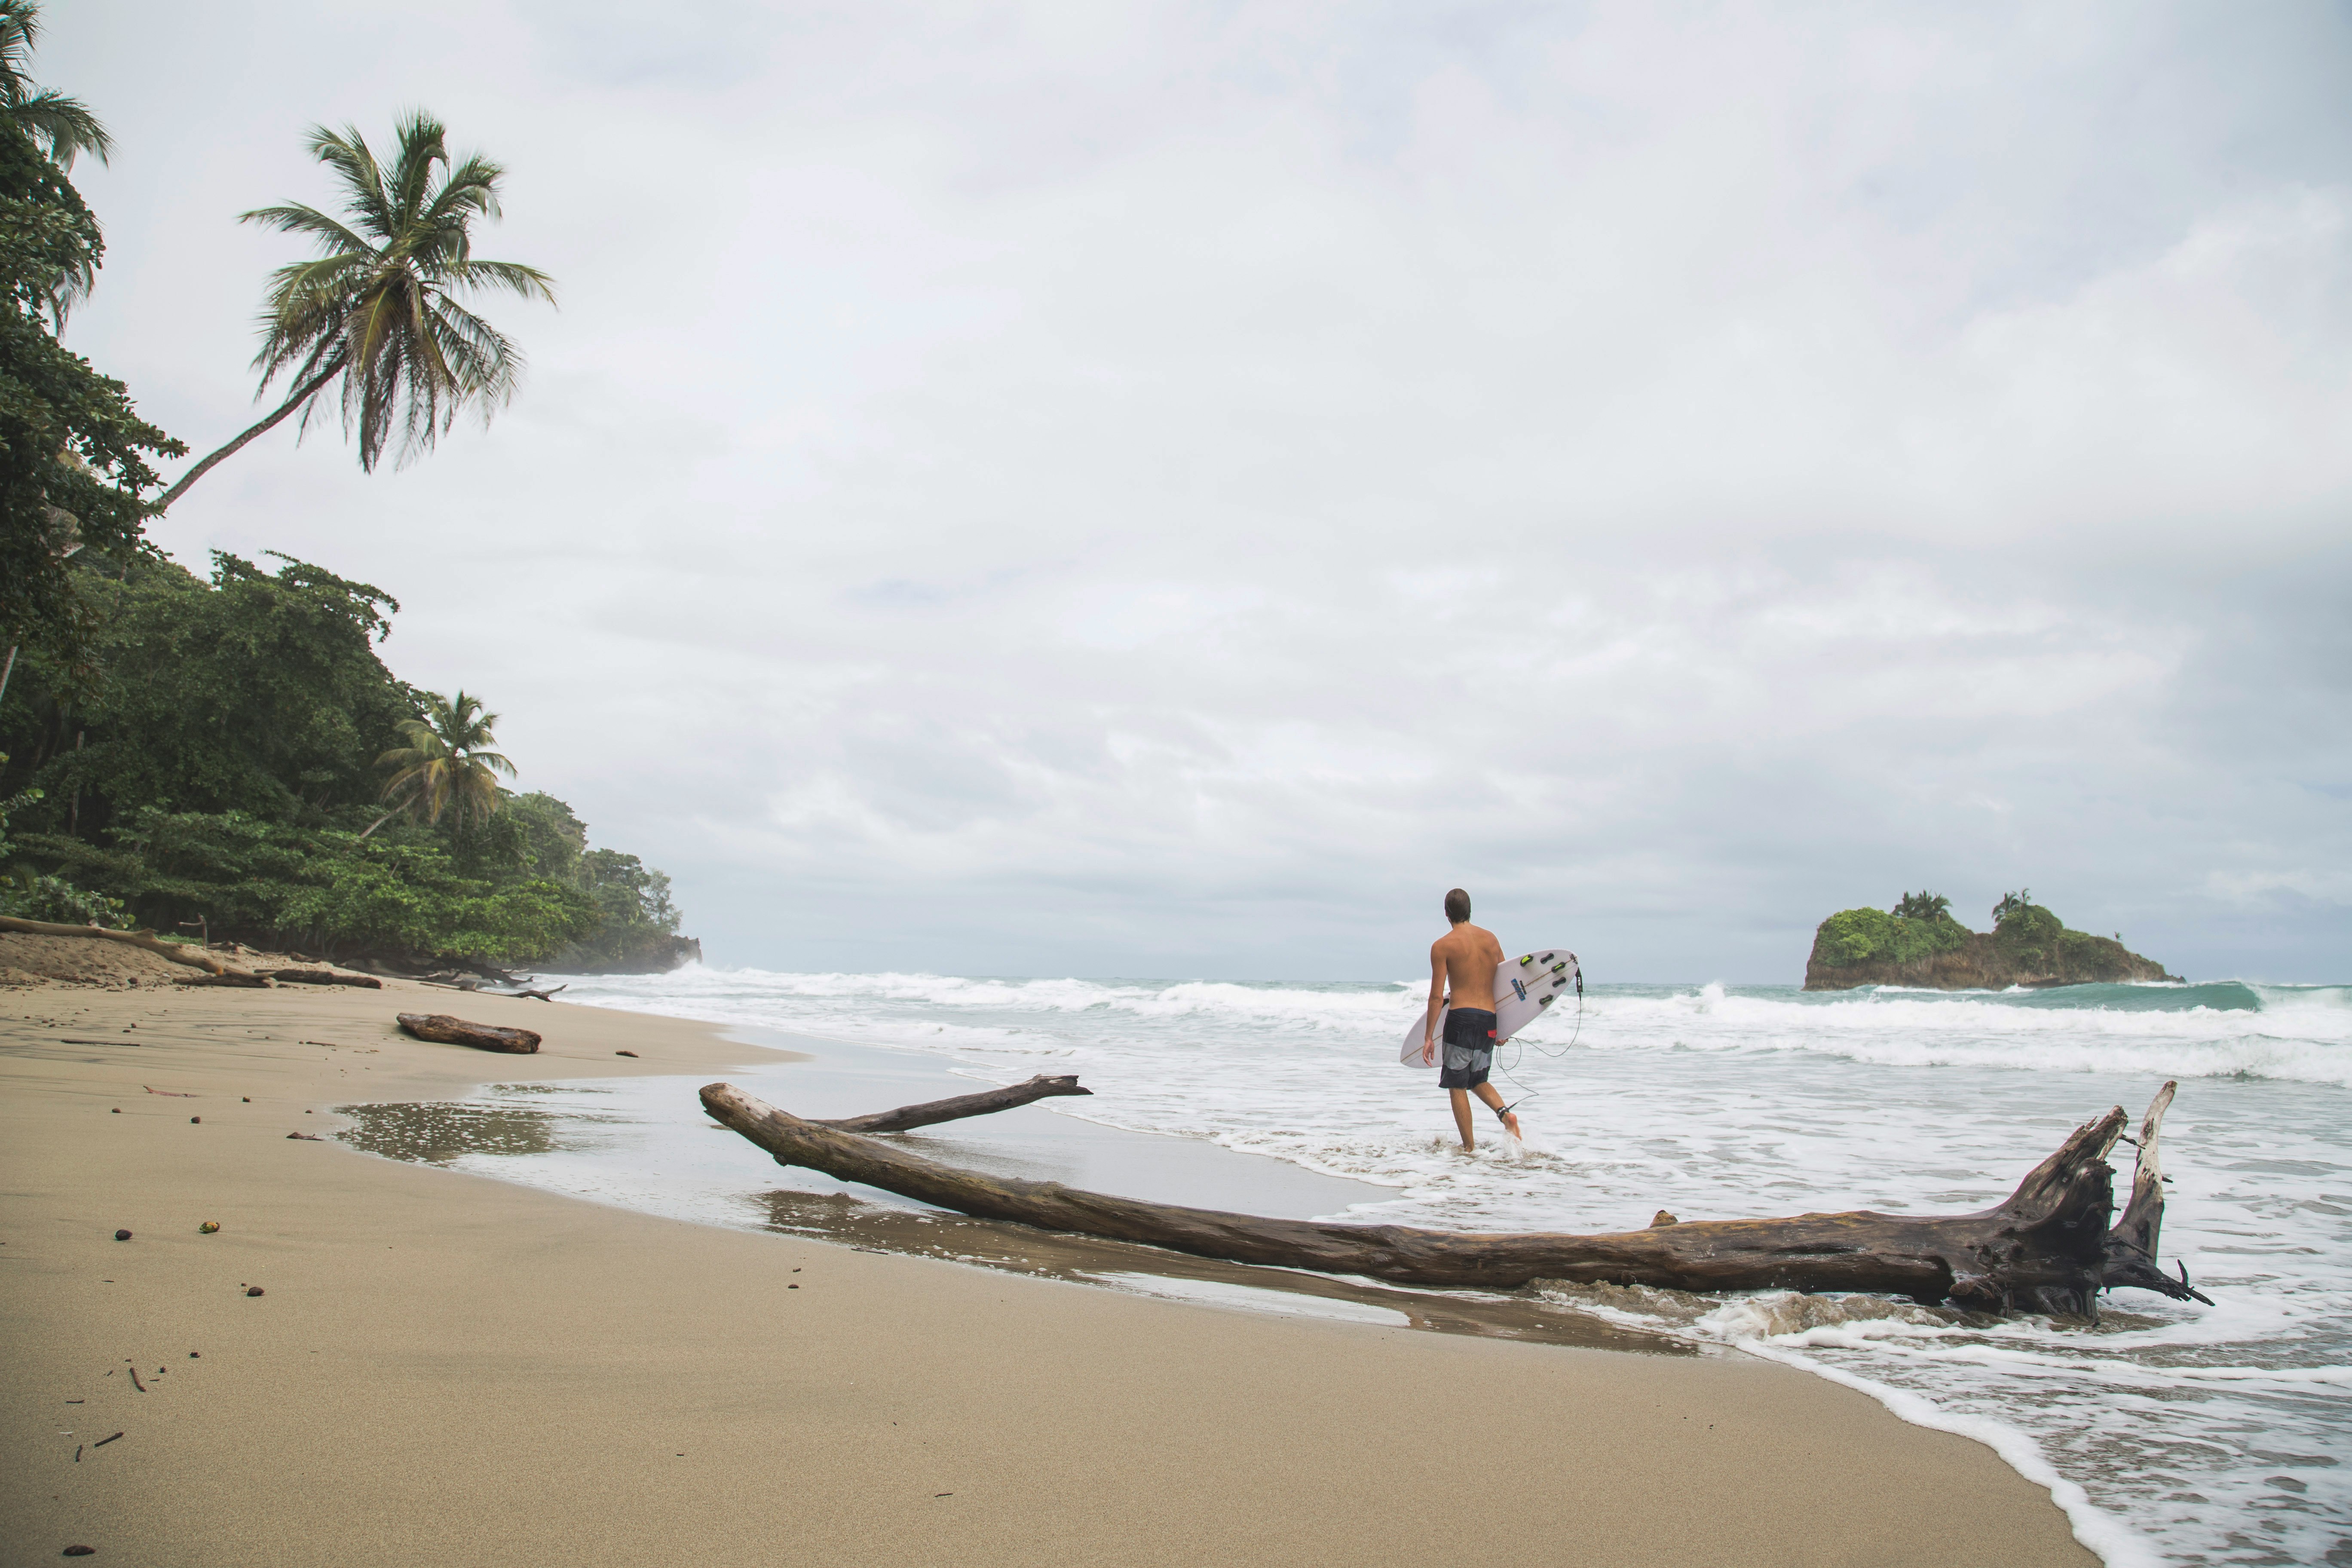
[1804,895,2176,991]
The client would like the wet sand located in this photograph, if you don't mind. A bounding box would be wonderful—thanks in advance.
[0,965,2099,1567]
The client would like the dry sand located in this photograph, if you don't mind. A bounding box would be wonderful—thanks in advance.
[1,940,2099,1567]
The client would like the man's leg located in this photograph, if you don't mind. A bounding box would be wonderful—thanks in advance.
[1472,1081,1521,1140]
[1448,1087,1476,1150]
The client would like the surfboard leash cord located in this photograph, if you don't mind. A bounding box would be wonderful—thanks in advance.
[1497,967,1584,1115]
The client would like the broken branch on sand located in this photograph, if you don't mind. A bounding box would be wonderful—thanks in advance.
[698,1078,2205,1317]
[0,914,260,980]
[812,1073,1092,1135]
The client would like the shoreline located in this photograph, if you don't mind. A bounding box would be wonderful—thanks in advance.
[326,1025,1682,1356]
[2,960,2101,1566]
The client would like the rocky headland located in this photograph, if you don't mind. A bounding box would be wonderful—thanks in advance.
[1804,894,2177,991]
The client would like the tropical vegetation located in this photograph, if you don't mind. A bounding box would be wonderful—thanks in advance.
[0,3,181,677]
[1811,890,2145,981]
[1812,901,1970,970]
[0,553,690,969]
[373,690,514,833]
[1892,889,1952,922]
[0,9,681,970]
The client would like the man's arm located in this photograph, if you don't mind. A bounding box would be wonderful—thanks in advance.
[1424,941,1448,1064]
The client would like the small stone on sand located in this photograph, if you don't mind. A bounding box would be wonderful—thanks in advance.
[245,1286,264,1297]
[113,1229,131,1241]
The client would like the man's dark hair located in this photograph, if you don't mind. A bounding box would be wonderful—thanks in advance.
[1444,888,1471,924]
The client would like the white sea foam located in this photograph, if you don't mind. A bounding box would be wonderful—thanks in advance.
[551,967,2352,1565]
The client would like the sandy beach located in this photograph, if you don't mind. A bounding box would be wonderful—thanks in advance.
[0,941,2097,1567]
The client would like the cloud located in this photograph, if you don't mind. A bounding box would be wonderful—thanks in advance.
[47,0,2352,980]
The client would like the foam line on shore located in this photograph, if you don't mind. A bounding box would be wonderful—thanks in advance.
[1734,1341,2159,1568]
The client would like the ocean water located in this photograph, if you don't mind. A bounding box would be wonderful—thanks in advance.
[481,970,2351,1566]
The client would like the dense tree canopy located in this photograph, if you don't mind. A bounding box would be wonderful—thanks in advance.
[0,116,181,672]
[0,554,689,969]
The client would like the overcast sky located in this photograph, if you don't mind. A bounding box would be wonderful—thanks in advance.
[48,1,2352,981]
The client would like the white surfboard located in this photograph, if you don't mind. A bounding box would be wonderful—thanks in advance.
[1401,949,1581,1067]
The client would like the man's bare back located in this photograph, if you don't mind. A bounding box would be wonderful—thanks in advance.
[1429,921,1506,1021]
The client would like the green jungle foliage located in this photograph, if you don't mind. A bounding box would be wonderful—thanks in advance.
[0,111,182,672]
[0,760,123,925]
[1814,904,1971,969]
[1819,893,2144,978]
[1991,900,2070,971]
[0,553,687,968]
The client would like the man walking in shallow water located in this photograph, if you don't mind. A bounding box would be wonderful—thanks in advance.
[1423,888,1522,1150]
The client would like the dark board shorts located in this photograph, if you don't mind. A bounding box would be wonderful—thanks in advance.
[1439,1008,1497,1089]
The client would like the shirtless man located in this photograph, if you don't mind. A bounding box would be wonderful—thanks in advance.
[1422,887,1522,1150]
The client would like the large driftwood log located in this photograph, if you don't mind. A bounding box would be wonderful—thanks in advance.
[0,915,255,979]
[815,1073,1091,1135]
[700,1078,2205,1314]
[397,1012,541,1054]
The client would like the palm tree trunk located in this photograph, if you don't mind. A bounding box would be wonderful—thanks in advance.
[153,359,345,512]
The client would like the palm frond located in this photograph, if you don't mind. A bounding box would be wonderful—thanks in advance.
[308,124,396,242]
[388,112,449,233]
[238,201,374,256]
[440,258,557,304]
[0,4,111,168]
[425,297,522,404]
[0,3,33,84]
[10,88,109,166]
[425,152,507,225]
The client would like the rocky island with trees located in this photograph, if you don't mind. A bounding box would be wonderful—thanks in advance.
[1804,889,2176,991]
[0,8,692,975]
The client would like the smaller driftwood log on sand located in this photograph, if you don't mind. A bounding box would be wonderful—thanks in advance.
[396,1013,541,1054]
[700,1078,2206,1316]
[260,968,383,989]
[0,914,261,981]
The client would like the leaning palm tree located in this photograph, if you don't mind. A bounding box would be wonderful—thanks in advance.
[368,690,516,835]
[156,112,555,510]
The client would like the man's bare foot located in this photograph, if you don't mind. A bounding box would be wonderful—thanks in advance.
[1501,1111,1522,1140]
